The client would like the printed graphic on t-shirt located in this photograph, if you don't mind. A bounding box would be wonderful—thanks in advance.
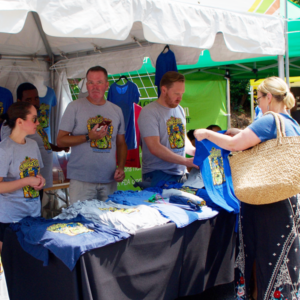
[47,222,94,236]
[98,207,139,214]
[208,147,226,186]
[180,186,198,195]
[167,116,185,153]
[37,125,52,152]
[19,156,40,199]
[38,103,50,129]
[0,102,3,114]
[87,115,113,153]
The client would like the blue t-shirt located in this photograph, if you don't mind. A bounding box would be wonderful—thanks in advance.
[155,49,178,97]
[107,81,140,150]
[254,106,263,121]
[10,215,130,271]
[38,87,57,143]
[107,190,158,206]
[0,87,13,141]
[194,132,240,214]
[249,113,300,141]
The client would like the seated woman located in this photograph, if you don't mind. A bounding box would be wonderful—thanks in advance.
[0,102,45,255]
[194,77,300,300]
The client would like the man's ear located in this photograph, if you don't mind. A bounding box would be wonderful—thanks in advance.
[161,86,167,95]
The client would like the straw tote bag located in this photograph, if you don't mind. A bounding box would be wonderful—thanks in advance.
[229,111,300,205]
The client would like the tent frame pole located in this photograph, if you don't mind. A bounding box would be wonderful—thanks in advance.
[225,71,231,129]
[284,0,290,86]
[278,55,285,79]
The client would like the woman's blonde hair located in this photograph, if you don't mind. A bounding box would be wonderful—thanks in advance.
[257,76,295,109]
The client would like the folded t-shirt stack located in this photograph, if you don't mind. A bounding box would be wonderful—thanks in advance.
[55,200,169,234]
[10,215,130,271]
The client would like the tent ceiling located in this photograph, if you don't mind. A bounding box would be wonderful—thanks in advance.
[0,0,285,72]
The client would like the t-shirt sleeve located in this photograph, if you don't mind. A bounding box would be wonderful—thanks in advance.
[248,114,277,142]
[134,84,140,104]
[59,102,76,132]
[1,124,11,141]
[138,108,159,138]
[0,147,9,177]
[117,107,126,135]
[107,84,113,101]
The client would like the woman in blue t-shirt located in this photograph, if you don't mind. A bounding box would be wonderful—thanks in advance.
[0,102,45,257]
[194,77,300,300]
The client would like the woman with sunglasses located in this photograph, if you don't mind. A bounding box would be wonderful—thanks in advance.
[0,102,45,255]
[1,83,69,204]
[194,77,300,300]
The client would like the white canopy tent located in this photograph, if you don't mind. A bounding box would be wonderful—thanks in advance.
[0,0,285,137]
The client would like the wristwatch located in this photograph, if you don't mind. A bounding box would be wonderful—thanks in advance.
[85,134,90,142]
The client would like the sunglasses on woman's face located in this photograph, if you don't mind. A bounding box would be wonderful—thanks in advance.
[31,117,38,124]
[24,116,38,124]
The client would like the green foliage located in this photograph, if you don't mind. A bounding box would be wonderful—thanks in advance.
[291,0,300,5]
[68,79,82,101]
[230,79,250,113]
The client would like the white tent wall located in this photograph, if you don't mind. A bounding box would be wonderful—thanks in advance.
[0,60,50,101]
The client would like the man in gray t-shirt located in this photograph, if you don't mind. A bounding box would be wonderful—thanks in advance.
[138,71,197,187]
[57,66,127,203]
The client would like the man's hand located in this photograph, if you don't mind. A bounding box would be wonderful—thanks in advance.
[114,167,125,182]
[89,124,108,140]
[185,157,199,169]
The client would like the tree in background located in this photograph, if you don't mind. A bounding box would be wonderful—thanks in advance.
[230,79,250,114]
[291,0,300,5]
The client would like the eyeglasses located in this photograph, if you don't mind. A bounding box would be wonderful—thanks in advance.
[31,117,38,124]
[254,96,264,105]
[24,116,38,123]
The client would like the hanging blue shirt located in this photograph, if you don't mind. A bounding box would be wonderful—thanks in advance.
[194,132,240,214]
[107,81,140,150]
[155,49,178,97]
[10,215,130,271]
[249,113,300,141]
[0,87,13,141]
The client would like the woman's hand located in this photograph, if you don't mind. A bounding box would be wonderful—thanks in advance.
[28,174,46,190]
[194,129,208,142]
[225,128,241,137]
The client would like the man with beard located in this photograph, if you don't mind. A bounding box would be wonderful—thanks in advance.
[138,71,197,187]
[57,66,127,203]
[0,82,69,203]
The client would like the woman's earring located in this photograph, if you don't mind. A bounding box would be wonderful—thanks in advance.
[267,105,269,111]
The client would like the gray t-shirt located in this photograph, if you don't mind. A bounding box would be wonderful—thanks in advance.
[0,137,43,223]
[138,101,186,175]
[59,98,125,183]
[1,123,53,189]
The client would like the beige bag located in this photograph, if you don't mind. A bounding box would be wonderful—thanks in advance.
[229,111,300,205]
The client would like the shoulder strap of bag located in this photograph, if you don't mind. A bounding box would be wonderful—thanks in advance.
[263,111,286,138]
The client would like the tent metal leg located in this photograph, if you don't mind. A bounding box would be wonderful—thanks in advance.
[284,0,290,87]
[251,86,254,122]
[278,55,285,79]
[226,74,231,129]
